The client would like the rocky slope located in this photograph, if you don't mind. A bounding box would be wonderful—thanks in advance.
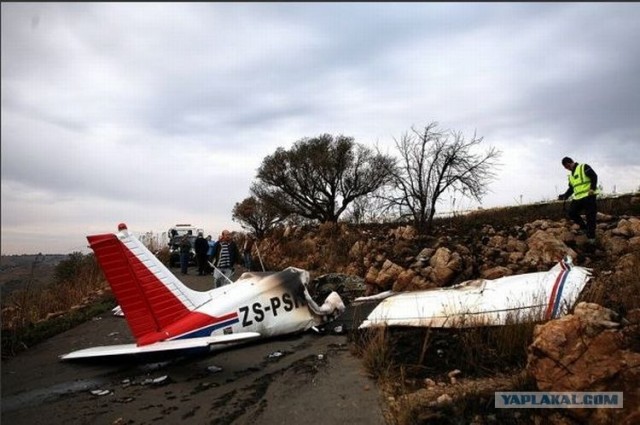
[252,195,640,424]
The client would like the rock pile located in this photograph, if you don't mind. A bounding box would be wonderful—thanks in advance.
[256,205,640,423]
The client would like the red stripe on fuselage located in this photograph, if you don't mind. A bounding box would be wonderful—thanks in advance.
[137,311,237,345]
[544,262,567,320]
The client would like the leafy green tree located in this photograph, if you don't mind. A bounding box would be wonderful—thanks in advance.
[254,134,395,223]
[232,196,284,239]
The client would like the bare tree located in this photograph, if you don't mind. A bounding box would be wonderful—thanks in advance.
[343,194,400,224]
[231,196,284,239]
[254,134,395,223]
[383,122,502,233]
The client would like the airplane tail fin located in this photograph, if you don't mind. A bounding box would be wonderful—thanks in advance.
[88,223,210,345]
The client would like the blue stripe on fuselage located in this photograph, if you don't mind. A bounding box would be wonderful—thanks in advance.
[550,269,570,319]
[173,317,240,340]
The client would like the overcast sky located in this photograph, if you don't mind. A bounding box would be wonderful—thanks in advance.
[2,3,639,255]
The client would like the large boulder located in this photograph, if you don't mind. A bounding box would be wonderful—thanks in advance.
[612,217,640,237]
[392,269,417,292]
[389,225,417,240]
[527,302,640,424]
[375,260,405,289]
[480,266,512,280]
[600,234,630,257]
[428,247,463,287]
[523,230,577,268]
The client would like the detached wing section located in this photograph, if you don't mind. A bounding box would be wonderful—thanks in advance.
[60,332,260,360]
[359,257,591,329]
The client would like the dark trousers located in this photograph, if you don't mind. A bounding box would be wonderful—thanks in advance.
[180,253,190,274]
[196,254,208,275]
[568,195,597,239]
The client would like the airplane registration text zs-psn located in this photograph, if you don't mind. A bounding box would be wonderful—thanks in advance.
[60,224,345,361]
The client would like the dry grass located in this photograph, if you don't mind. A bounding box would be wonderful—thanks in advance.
[155,246,171,265]
[265,221,363,274]
[357,324,538,384]
[1,253,112,358]
[384,371,541,425]
[434,193,640,234]
[352,327,395,380]
[361,330,543,425]
[353,308,547,424]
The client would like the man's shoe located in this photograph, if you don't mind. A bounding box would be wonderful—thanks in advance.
[588,238,596,245]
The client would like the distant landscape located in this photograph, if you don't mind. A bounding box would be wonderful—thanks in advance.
[0,254,67,296]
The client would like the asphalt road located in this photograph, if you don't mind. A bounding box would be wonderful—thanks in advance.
[1,270,386,425]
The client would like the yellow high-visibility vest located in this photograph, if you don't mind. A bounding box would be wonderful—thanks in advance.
[568,163,593,200]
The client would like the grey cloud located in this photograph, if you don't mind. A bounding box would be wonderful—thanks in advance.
[2,2,640,254]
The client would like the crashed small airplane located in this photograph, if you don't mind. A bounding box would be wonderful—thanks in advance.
[355,257,592,329]
[60,223,345,361]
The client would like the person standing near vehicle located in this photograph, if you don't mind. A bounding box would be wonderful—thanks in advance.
[179,234,192,275]
[194,232,209,276]
[206,235,215,274]
[557,157,599,244]
[211,230,240,288]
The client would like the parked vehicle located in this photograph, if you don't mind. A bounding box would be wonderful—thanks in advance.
[168,234,197,268]
[167,224,202,268]
[167,224,203,238]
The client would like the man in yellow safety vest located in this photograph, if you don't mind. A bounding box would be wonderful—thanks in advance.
[557,157,599,244]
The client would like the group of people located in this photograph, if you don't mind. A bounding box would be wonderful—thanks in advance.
[179,230,256,288]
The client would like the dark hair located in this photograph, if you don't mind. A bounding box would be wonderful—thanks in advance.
[561,157,573,165]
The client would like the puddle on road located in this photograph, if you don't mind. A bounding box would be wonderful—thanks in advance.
[1,378,107,413]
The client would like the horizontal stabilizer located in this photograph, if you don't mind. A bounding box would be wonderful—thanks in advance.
[60,332,260,360]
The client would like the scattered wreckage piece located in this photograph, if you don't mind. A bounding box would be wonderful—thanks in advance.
[60,223,345,361]
[356,256,591,329]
